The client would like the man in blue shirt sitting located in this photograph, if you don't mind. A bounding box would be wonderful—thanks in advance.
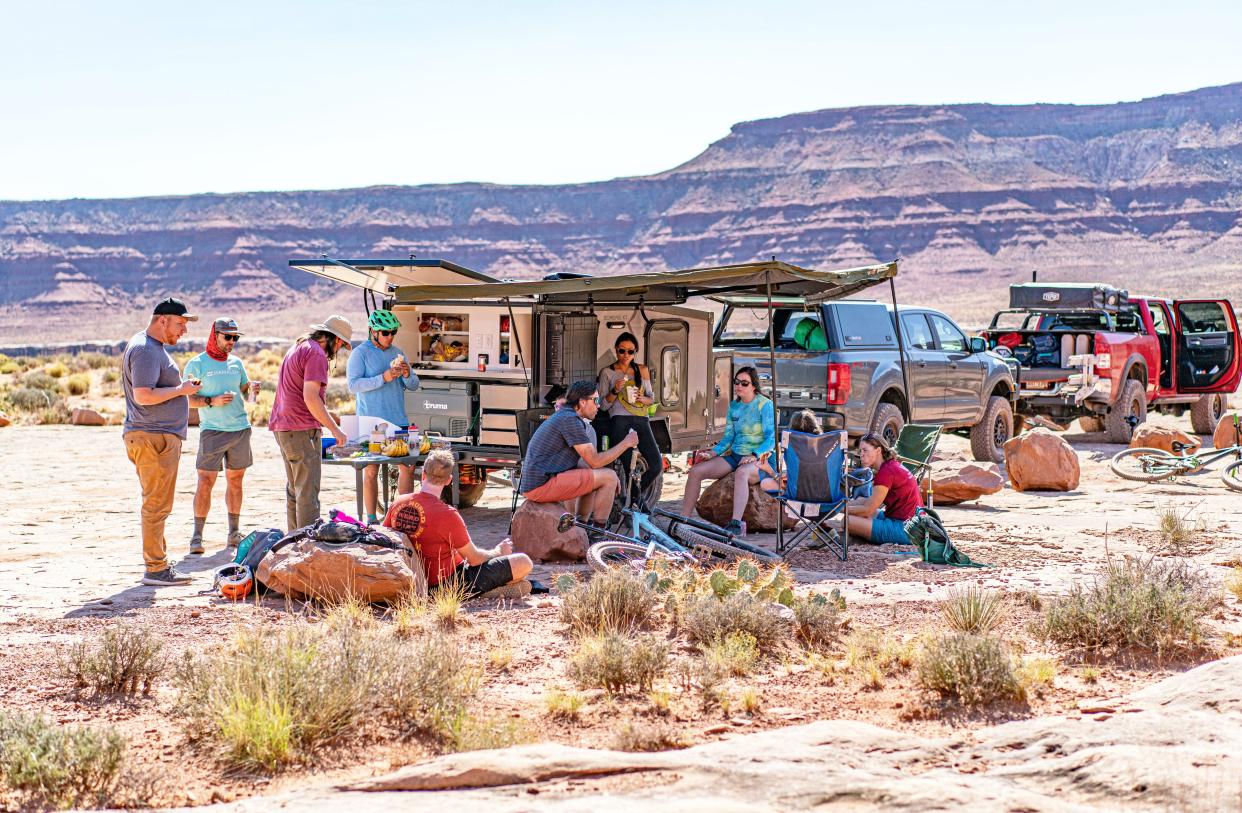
[347,309,420,523]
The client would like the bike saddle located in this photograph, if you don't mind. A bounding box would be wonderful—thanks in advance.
[1170,441,1193,453]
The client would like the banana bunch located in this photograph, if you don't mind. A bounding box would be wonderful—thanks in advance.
[418,435,432,455]
[381,438,410,457]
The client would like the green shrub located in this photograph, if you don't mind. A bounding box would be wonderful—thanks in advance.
[6,387,56,411]
[38,402,73,424]
[0,711,126,809]
[569,632,668,695]
[559,569,658,637]
[61,624,165,696]
[101,368,120,383]
[843,628,916,689]
[1037,556,1221,657]
[792,596,840,652]
[64,373,91,396]
[79,352,115,370]
[678,592,789,655]
[940,587,1008,634]
[543,689,587,719]
[0,360,18,375]
[175,623,482,770]
[44,361,69,379]
[699,630,760,677]
[917,634,1023,705]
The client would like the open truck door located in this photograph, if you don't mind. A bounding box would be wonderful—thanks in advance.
[1173,300,1242,393]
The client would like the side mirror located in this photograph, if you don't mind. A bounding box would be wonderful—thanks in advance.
[969,337,987,354]
[557,513,576,534]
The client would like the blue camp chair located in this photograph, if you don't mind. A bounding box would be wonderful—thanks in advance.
[772,430,872,560]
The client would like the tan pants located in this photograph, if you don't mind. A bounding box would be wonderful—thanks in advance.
[124,431,182,573]
[274,429,322,531]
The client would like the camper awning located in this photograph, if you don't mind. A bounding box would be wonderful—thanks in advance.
[289,258,498,294]
[389,260,898,305]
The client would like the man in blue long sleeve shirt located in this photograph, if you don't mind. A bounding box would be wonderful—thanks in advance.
[347,310,420,522]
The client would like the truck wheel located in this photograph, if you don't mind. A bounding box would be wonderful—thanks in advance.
[869,403,904,448]
[970,396,1013,463]
[1106,379,1147,444]
[1190,394,1225,435]
[1078,415,1106,433]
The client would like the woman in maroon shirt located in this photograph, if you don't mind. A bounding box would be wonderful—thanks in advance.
[844,432,921,544]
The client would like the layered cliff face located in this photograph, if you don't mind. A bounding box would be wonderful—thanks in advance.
[3,83,1242,341]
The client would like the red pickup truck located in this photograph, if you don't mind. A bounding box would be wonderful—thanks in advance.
[982,284,1241,443]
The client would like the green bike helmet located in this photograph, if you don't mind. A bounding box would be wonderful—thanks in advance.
[368,309,401,332]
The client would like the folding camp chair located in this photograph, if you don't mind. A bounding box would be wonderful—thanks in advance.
[772,430,870,560]
[894,423,941,505]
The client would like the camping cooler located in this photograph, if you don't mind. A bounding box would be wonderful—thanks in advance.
[405,381,476,439]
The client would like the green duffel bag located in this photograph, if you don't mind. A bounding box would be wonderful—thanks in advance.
[903,507,987,568]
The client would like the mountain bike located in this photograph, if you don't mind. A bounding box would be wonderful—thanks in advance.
[1110,414,1242,491]
[558,507,781,573]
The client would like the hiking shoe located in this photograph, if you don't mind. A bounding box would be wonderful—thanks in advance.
[226,531,243,550]
[480,579,532,600]
[188,537,205,555]
[141,568,192,586]
[725,519,744,537]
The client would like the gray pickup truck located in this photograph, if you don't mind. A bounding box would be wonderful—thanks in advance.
[715,300,1018,462]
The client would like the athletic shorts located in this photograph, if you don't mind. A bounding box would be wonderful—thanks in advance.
[869,508,911,545]
[433,558,515,599]
[196,428,253,472]
[521,468,596,503]
[720,452,744,470]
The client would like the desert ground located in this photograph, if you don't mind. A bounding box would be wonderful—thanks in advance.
[1,396,1241,810]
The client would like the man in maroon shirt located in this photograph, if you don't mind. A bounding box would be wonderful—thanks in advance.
[269,315,352,530]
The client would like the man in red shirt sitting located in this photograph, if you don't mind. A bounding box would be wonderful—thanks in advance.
[383,450,533,598]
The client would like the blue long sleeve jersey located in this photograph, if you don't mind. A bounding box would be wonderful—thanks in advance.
[712,394,775,458]
[346,340,420,429]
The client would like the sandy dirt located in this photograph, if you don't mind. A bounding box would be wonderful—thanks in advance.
[0,417,1240,807]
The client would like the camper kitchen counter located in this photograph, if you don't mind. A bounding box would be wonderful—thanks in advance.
[323,445,521,518]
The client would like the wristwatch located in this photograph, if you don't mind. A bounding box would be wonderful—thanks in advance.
[204,396,213,407]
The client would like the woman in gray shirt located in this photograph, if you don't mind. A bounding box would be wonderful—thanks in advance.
[597,332,661,507]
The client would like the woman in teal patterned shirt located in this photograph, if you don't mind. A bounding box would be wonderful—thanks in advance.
[678,366,775,537]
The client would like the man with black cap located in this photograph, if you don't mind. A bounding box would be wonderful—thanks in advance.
[123,297,202,586]
[184,317,261,554]
[269,315,352,530]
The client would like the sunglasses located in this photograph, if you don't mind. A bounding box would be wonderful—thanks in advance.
[733,378,753,387]
[376,330,396,337]
[219,334,239,342]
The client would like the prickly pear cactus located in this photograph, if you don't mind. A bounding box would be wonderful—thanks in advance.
[736,559,760,584]
[709,569,740,598]
[777,586,796,607]
[554,573,579,595]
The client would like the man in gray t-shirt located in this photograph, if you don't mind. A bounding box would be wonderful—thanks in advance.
[518,380,638,527]
[122,297,202,586]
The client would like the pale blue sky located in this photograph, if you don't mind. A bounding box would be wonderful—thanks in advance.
[2,0,1238,201]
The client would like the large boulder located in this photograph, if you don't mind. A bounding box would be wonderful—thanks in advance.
[71,407,106,426]
[1002,428,1080,492]
[1131,423,1199,453]
[510,500,588,562]
[257,529,426,603]
[696,472,796,532]
[920,462,1005,506]
[0,411,9,428]
[1213,412,1241,450]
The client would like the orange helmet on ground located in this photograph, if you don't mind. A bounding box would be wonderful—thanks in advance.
[214,565,253,601]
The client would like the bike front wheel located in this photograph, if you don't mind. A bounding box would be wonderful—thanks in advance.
[1109,447,1192,482]
[585,541,682,573]
[1222,459,1242,493]
[671,525,782,564]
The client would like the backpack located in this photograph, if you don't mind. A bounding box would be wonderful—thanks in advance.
[902,507,987,568]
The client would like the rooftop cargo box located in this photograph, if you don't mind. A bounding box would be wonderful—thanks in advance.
[1009,283,1128,312]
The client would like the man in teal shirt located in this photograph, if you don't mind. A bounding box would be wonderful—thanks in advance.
[184,318,260,553]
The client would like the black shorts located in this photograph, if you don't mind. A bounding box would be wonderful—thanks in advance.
[435,557,515,599]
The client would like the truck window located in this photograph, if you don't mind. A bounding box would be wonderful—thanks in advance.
[781,313,819,344]
[834,302,896,347]
[1036,312,1112,331]
[900,313,935,350]
[718,307,772,344]
[1115,306,1143,333]
[929,314,967,352]
[1179,302,1230,332]
[660,346,682,406]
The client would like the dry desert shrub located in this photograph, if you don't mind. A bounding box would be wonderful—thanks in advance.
[568,632,668,695]
[5,386,57,412]
[917,634,1023,706]
[1156,505,1197,552]
[940,586,1008,634]
[1227,568,1242,603]
[678,592,789,655]
[699,630,759,677]
[43,361,69,379]
[559,569,658,637]
[843,628,917,690]
[21,371,58,391]
[64,373,91,395]
[791,595,840,652]
[174,622,482,770]
[1036,555,1221,658]
[543,689,587,720]
[60,623,165,696]
[610,720,690,752]
[0,711,129,810]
